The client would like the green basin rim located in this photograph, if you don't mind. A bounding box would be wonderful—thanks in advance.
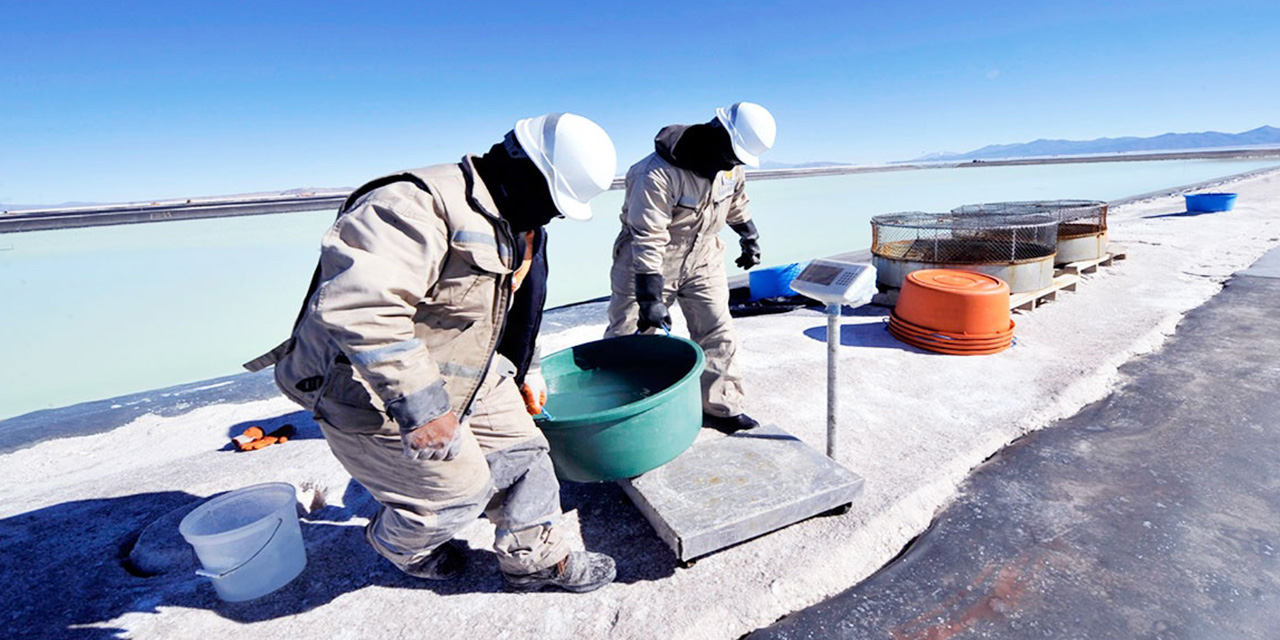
[538,335,706,430]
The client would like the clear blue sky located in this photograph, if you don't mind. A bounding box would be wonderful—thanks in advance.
[2,0,1277,204]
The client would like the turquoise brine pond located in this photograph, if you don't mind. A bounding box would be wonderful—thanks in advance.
[2,158,1277,420]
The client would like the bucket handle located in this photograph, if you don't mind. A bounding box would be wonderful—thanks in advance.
[533,327,671,425]
[633,327,672,337]
[194,517,284,581]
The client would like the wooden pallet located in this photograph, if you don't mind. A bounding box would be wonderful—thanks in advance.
[870,244,1128,312]
[1009,273,1080,312]
[1005,245,1128,311]
[1059,245,1128,276]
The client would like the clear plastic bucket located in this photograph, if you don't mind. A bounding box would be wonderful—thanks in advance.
[179,482,307,602]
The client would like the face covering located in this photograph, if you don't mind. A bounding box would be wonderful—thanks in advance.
[655,120,741,180]
[474,132,561,232]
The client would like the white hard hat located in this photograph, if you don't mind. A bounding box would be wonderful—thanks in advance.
[715,102,776,168]
[513,113,617,221]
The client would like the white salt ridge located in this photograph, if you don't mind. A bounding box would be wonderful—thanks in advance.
[3,168,1279,638]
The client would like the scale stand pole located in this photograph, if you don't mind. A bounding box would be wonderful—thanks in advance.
[826,303,840,459]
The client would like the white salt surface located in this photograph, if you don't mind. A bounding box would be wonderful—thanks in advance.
[4,169,1280,638]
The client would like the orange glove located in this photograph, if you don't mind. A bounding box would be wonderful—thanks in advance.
[234,425,295,451]
[521,372,547,416]
[240,435,281,451]
[232,426,265,450]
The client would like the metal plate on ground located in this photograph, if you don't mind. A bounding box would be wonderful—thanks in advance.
[619,424,864,563]
[1239,245,1280,279]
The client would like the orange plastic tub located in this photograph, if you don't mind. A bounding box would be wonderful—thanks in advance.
[889,311,1015,341]
[895,270,1011,335]
[887,323,1013,355]
[887,321,1012,346]
[888,326,1013,350]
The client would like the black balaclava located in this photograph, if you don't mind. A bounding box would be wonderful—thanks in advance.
[654,119,741,180]
[472,131,560,233]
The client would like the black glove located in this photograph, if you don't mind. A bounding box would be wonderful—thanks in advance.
[634,273,672,332]
[730,221,761,270]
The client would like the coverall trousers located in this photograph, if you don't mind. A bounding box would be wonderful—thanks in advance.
[315,357,568,576]
[605,235,747,417]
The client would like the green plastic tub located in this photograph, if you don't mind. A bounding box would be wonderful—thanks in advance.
[536,335,706,482]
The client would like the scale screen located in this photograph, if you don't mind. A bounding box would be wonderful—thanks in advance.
[790,259,877,306]
[796,264,842,286]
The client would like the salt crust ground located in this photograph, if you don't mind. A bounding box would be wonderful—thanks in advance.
[3,169,1279,639]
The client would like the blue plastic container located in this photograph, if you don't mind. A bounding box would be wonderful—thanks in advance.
[748,262,808,300]
[1185,193,1237,213]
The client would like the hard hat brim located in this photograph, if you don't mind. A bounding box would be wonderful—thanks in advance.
[552,188,594,221]
[716,107,761,168]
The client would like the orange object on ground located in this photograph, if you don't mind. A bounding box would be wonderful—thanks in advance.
[240,436,280,451]
[890,269,1015,355]
[234,425,296,451]
[888,323,1014,349]
[231,426,265,450]
[889,311,1015,340]
[895,269,1011,335]
[887,323,1012,352]
[887,324,1013,355]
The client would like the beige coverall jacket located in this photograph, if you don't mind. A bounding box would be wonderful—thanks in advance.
[247,157,567,575]
[605,153,751,417]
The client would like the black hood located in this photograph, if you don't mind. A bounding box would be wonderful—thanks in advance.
[473,133,560,233]
[654,122,739,181]
[654,124,690,165]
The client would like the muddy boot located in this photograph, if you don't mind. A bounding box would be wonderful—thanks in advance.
[703,413,759,434]
[401,540,467,580]
[503,551,616,593]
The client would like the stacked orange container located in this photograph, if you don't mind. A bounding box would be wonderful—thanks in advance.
[889,269,1015,355]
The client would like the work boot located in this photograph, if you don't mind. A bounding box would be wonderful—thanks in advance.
[703,413,760,434]
[503,551,616,593]
[401,540,466,580]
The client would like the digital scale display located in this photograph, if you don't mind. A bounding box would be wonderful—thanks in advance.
[790,259,877,306]
[796,264,843,286]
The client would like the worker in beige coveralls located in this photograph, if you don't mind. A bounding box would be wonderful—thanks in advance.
[606,102,777,433]
[247,113,618,592]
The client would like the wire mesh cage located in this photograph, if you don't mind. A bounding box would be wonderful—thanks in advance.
[950,200,1107,240]
[871,211,1058,264]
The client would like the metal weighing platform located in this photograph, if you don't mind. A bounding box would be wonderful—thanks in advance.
[620,424,864,564]
[619,259,874,565]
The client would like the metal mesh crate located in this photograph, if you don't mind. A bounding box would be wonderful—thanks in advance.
[951,200,1107,240]
[871,211,1058,265]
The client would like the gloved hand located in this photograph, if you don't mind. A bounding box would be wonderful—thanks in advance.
[730,221,761,270]
[521,370,548,416]
[401,411,463,461]
[236,425,296,451]
[634,273,672,332]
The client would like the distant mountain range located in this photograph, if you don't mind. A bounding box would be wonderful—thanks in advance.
[10,130,1278,212]
[759,160,849,170]
[909,125,1280,162]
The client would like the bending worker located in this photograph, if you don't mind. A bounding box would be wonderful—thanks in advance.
[246,113,618,593]
[605,102,777,433]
